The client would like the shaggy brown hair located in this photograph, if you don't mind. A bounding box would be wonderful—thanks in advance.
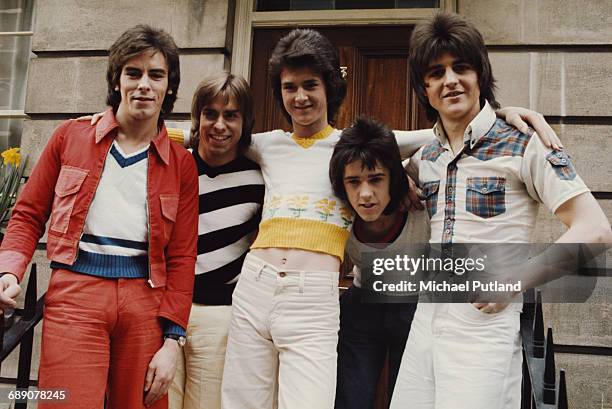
[268,29,347,125]
[409,12,499,121]
[189,72,254,153]
[106,25,180,121]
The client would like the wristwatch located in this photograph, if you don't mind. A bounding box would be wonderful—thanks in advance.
[164,334,187,347]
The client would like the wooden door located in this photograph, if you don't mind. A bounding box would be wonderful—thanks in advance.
[249,26,431,409]
[250,26,431,133]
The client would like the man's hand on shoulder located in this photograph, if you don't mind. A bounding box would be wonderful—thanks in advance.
[75,111,105,125]
[497,106,563,150]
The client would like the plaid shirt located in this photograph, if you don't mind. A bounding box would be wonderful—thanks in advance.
[408,102,589,245]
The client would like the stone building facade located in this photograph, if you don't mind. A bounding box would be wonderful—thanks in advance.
[3,1,610,408]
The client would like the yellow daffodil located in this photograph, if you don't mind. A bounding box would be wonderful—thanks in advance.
[1,148,21,167]
[0,148,27,224]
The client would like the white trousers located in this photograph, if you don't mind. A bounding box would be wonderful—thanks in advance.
[170,304,233,409]
[221,253,340,409]
[390,303,522,409]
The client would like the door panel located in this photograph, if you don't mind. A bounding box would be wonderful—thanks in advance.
[360,50,410,128]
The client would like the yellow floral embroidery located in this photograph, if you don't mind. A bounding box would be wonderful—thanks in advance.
[291,125,334,149]
[287,195,309,217]
[265,195,283,217]
[315,198,336,221]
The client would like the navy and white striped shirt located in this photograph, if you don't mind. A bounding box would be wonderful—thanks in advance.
[193,150,264,305]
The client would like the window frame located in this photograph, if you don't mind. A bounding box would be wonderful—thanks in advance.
[0,30,33,120]
[0,0,35,155]
[255,0,441,12]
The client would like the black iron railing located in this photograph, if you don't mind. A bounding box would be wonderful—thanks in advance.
[520,288,568,409]
[0,264,44,409]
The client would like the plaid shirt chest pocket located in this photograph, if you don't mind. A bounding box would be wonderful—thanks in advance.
[420,180,440,219]
[465,176,506,219]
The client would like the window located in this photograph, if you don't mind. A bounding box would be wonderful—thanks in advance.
[256,0,439,11]
[0,0,35,151]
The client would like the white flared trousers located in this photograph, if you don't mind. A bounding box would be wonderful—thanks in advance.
[390,302,522,409]
[221,253,340,409]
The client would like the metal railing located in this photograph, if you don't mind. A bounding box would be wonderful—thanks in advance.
[520,288,568,409]
[0,264,44,409]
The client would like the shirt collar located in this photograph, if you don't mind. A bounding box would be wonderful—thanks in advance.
[95,108,170,165]
[291,124,334,149]
[431,100,497,150]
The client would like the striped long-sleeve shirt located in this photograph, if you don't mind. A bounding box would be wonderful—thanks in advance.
[193,150,264,305]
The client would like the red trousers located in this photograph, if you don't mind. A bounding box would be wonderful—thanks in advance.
[38,269,167,409]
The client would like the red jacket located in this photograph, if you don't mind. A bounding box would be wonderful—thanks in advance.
[0,110,198,328]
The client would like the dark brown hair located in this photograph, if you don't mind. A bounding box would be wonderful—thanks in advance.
[329,117,408,216]
[409,12,499,121]
[106,25,180,120]
[190,72,254,152]
[268,29,347,125]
